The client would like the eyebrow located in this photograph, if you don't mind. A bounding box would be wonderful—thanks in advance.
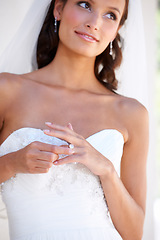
[88,0,121,15]
[89,0,95,3]
[108,7,121,15]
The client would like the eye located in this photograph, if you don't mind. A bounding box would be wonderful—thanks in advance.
[105,12,117,21]
[78,1,91,11]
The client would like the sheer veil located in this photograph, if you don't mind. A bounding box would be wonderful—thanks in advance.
[0,0,52,74]
[0,0,147,106]
[117,0,148,108]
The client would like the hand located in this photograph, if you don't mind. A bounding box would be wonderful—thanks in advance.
[12,139,73,174]
[44,122,114,177]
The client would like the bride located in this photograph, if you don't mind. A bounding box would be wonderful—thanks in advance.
[0,0,149,239]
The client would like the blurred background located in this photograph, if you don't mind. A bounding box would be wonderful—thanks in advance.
[154,0,160,239]
[0,0,159,239]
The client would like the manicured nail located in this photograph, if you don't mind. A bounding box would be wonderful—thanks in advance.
[45,122,52,125]
[54,161,59,165]
[68,123,73,130]
[43,129,50,133]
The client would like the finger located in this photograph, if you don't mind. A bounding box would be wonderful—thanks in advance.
[34,167,50,174]
[53,154,81,165]
[50,145,75,154]
[45,122,71,133]
[29,141,57,152]
[45,122,80,140]
[43,128,83,146]
[38,146,74,159]
[30,141,73,155]
[35,159,53,169]
[36,152,59,162]
[67,123,74,130]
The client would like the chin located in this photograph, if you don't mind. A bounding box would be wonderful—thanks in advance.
[73,47,104,59]
[66,43,101,58]
[59,37,104,59]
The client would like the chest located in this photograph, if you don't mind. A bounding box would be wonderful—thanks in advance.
[5,86,112,137]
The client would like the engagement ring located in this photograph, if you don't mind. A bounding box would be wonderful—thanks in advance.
[68,143,77,164]
[69,143,74,149]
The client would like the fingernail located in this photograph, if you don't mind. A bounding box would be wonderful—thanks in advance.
[43,129,50,133]
[68,123,73,130]
[54,161,58,165]
[45,122,52,125]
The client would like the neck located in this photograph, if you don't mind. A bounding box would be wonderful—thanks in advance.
[45,42,102,92]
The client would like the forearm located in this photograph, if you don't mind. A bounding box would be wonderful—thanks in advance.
[100,170,145,240]
[0,152,16,184]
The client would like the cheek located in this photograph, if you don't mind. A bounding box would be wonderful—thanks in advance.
[102,23,119,43]
[99,24,119,52]
[61,7,84,28]
[105,21,119,35]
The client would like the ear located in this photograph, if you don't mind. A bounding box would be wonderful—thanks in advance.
[53,0,64,20]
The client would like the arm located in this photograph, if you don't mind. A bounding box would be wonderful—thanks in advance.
[100,102,149,240]
[0,142,61,184]
[41,103,148,240]
[42,102,149,240]
[0,73,64,184]
[0,73,17,183]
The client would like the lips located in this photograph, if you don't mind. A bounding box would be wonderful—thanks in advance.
[75,31,99,42]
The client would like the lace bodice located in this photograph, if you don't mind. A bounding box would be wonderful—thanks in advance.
[0,128,124,240]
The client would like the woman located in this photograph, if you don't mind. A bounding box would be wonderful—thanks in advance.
[0,0,149,239]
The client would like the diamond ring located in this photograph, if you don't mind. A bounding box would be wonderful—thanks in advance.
[69,143,74,149]
[68,143,77,164]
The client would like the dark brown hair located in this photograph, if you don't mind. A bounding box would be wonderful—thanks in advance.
[37,0,129,91]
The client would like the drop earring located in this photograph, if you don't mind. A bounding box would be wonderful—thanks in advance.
[54,17,57,33]
[109,41,113,56]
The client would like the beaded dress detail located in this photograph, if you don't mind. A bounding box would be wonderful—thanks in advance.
[0,128,124,240]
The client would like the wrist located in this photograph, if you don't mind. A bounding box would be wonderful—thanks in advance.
[5,152,17,177]
[99,162,117,182]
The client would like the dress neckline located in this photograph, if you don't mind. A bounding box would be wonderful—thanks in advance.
[0,127,124,148]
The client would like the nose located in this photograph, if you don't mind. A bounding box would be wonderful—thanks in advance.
[85,13,101,31]
[86,24,98,31]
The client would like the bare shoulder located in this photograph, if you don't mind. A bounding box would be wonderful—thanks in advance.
[115,95,149,141]
[117,95,148,119]
[0,72,22,125]
[0,72,20,91]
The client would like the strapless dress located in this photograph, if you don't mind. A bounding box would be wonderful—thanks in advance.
[0,127,124,240]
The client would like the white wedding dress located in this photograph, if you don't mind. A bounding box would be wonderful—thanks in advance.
[0,127,124,240]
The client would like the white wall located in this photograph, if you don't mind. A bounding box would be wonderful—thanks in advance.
[141,0,157,239]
